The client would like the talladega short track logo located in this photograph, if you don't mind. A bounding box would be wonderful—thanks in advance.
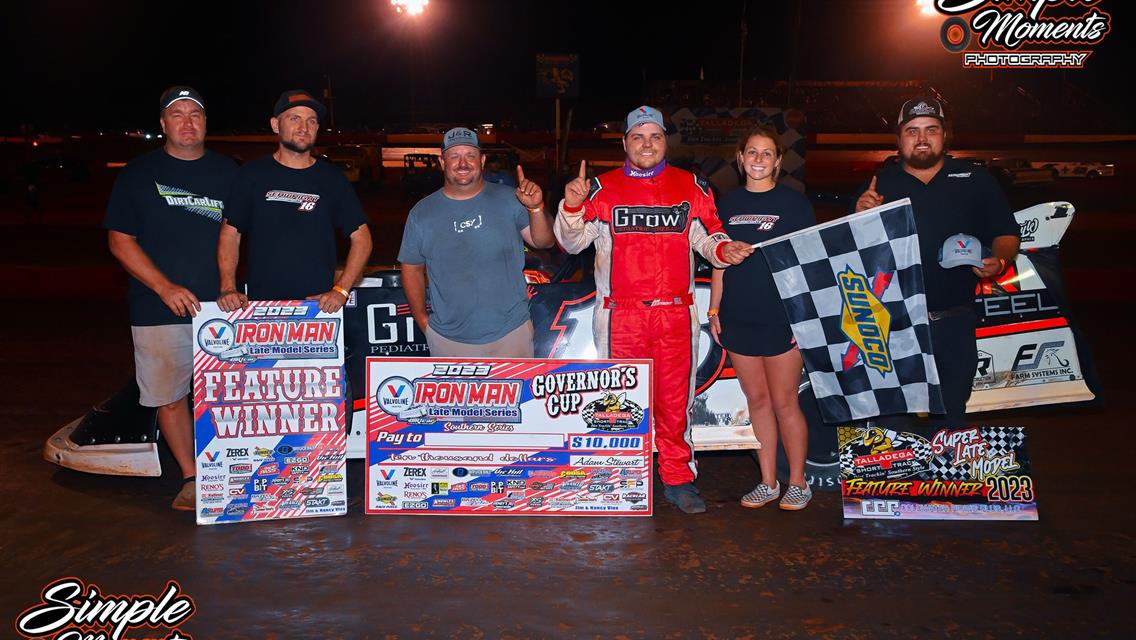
[931,0,1112,69]
[581,392,644,432]
[838,426,933,481]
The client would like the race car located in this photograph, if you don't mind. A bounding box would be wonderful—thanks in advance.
[1030,160,1115,179]
[45,202,1095,491]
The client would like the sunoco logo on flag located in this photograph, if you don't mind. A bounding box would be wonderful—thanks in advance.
[837,268,893,375]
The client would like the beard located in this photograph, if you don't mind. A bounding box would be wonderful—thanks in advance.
[902,146,944,170]
[281,138,313,154]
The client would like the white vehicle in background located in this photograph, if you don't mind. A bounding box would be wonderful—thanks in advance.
[1031,160,1115,179]
[44,202,1096,491]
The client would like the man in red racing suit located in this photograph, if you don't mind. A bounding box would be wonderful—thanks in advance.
[556,105,753,513]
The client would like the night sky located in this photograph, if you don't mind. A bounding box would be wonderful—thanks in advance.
[5,0,1132,133]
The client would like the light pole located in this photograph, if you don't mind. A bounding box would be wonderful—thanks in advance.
[390,1,428,125]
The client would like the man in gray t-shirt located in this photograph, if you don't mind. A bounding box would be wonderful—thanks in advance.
[398,127,555,357]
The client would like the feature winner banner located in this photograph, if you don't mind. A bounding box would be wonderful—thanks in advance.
[192,301,348,525]
[366,358,652,516]
[759,199,944,423]
[839,425,1037,521]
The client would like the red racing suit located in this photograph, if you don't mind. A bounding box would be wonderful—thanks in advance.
[555,165,732,485]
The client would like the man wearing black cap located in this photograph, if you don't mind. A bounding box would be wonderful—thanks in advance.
[217,90,371,311]
[851,96,1020,428]
[103,86,238,510]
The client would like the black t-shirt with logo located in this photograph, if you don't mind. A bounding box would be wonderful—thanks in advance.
[719,183,817,324]
[850,156,1017,312]
[103,148,238,326]
[224,156,368,301]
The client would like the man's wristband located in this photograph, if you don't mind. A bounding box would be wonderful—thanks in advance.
[563,202,584,214]
[707,309,719,317]
[527,206,544,214]
[332,285,350,299]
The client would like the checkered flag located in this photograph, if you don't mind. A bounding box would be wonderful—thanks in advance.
[758,199,944,423]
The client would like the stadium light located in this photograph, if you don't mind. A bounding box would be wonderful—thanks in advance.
[914,0,937,17]
[391,0,428,16]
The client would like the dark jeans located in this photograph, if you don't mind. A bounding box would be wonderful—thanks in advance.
[927,311,978,429]
[875,310,976,432]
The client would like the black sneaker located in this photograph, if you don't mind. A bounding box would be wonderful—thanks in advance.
[663,483,707,514]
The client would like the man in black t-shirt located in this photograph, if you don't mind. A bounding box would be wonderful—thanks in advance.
[217,90,371,311]
[103,86,238,511]
[851,97,1019,428]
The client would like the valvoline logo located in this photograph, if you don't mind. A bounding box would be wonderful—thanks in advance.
[957,238,971,249]
[838,267,894,375]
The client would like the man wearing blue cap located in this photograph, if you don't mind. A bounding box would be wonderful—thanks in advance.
[852,96,1019,427]
[104,86,238,510]
[556,105,754,514]
[218,90,372,311]
[398,127,555,356]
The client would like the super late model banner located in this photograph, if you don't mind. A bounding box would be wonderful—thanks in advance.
[365,358,653,516]
[839,425,1037,521]
[192,301,348,525]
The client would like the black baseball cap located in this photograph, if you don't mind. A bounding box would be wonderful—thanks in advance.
[160,86,205,112]
[897,96,946,128]
[273,89,328,121]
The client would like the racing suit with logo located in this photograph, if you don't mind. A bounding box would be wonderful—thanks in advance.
[555,164,732,486]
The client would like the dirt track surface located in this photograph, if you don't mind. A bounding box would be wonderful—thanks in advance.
[1,298,1133,639]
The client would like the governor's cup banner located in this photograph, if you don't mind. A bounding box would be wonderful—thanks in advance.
[366,358,653,516]
[839,425,1038,521]
[192,301,348,525]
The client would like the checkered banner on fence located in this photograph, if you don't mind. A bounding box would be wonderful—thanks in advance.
[757,198,944,423]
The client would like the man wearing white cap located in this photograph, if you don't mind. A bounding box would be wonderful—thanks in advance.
[852,96,1019,428]
[557,106,754,514]
[103,86,238,510]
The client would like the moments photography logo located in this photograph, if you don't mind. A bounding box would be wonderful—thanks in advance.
[933,0,1112,68]
[15,578,195,640]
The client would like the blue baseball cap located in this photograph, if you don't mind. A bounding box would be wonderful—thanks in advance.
[625,105,666,134]
[441,127,480,152]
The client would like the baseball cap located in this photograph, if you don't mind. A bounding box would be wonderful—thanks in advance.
[160,86,205,112]
[938,233,987,269]
[898,96,946,127]
[625,105,666,134]
[441,127,480,152]
[273,90,328,121]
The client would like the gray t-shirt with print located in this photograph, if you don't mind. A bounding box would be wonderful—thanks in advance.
[398,183,531,344]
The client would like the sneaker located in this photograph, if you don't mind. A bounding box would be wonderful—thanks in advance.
[779,483,813,511]
[663,483,707,514]
[171,480,195,511]
[740,482,780,509]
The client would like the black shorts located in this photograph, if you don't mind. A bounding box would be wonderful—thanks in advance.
[719,319,796,358]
